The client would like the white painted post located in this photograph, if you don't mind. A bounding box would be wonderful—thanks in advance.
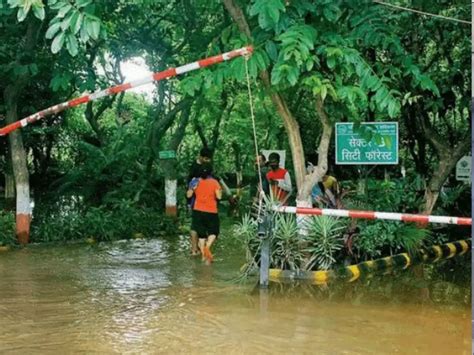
[165,179,177,216]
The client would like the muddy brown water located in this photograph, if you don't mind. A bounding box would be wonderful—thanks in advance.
[0,236,470,354]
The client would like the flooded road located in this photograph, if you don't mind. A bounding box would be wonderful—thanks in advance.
[0,236,470,354]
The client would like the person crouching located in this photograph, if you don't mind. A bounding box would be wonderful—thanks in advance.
[186,163,222,265]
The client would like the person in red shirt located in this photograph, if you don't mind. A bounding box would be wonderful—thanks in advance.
[186,163,222,265]
[266,152,292,205]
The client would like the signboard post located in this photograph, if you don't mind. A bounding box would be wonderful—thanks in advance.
[159,150,176,160]
[456,156,471,182]
[335,122,398,165]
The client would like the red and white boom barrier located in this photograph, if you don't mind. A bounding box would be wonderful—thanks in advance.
[274,206,472,226]
[0,46,253,137]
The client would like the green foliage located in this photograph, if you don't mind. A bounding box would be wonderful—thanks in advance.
[31,197,177,243]
[249,0,285,31]
[304,216,345,270]
[0,211,16,246]
[8,0,100,56]
[47,1,101,55]
[353,221,431,260]
[1,0,469,257]
[344,178,423,213]
[271,213,304,270]
[7,0,45,21]
[302,75,337,101]
[272,24,317,86]
[56,137,158,206]
[48,94,159,206]
[233,213,260,271]
[234,210,346,272]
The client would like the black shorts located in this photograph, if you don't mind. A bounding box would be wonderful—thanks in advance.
[191,210,220,239]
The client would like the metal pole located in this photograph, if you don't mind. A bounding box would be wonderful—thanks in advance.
[258,213,271,288]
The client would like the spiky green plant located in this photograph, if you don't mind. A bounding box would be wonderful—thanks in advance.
[233,213,261,274]
[303,216,345,270]
[394,224,432,256]
[271,213,305,270]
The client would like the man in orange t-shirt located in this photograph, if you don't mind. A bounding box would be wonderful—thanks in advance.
[186,163,222,264]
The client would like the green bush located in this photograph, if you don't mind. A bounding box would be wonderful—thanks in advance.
[31,198,181,243]
[353,221,431,260]
[343,177,423,213]
[233,213,260,274]
[234,209,346,272]
[271,213,304,270]
[0,210,15,246]
[234,202,433,273]
[304,216,345,270]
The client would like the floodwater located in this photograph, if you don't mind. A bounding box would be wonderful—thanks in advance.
[0,236,470,354]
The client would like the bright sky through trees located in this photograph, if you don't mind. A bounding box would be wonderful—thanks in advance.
[120,57,154,101]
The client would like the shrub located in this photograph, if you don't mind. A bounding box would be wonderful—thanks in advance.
[0,210,15,246]
[303,216,345,270]
[353,220,431,260]
[31,197,181,243]
[271,213,304,270]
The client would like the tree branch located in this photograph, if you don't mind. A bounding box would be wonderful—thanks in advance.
[150,99,192,155]
[194,121,208,149]
[418,113,445,156]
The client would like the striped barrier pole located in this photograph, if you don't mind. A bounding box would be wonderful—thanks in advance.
[274,206,472,226]
[0,46,253,137]
[268,239,471,285]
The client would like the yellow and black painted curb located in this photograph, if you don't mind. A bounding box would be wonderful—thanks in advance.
[269,239,471,285]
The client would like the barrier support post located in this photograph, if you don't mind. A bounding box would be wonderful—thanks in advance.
[258,213,271,288]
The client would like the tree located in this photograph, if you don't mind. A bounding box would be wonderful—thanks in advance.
[2,13,42,243]
[222,0,409,207]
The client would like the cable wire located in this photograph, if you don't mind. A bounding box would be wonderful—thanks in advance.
[373,0,471,25]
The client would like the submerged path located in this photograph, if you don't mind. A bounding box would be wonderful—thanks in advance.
[0,236,470,354]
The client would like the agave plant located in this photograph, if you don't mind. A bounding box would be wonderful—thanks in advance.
[271,213,305,270]
[233,213,261,273]
[303,216,345,271]
[394,223,432,256]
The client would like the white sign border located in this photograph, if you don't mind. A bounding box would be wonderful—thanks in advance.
[335,121,399,165]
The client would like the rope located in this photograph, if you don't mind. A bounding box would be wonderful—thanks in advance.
[373,0,471,25]
[243,57,264,193]
[243,55,266,220]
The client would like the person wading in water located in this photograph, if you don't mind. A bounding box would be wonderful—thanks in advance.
[186,163,222,265]
[187,147,213,255]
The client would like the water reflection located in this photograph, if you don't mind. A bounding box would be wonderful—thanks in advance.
[0,236,470,354]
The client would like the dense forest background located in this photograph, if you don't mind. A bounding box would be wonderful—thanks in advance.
[0,1,470,262]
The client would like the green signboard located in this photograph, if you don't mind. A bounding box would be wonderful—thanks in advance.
[335,122,398,165]
[159,150,176,159]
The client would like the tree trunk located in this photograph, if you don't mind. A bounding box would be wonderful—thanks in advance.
[5,170,15,200]
[2,19,40,244]
[163,105,191,216]
[297,97,333,201]
[164,174,178,216]
[422,155,458,214]
[418,115,470,214]
[270,91,306,192]
[4,86,31,244]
